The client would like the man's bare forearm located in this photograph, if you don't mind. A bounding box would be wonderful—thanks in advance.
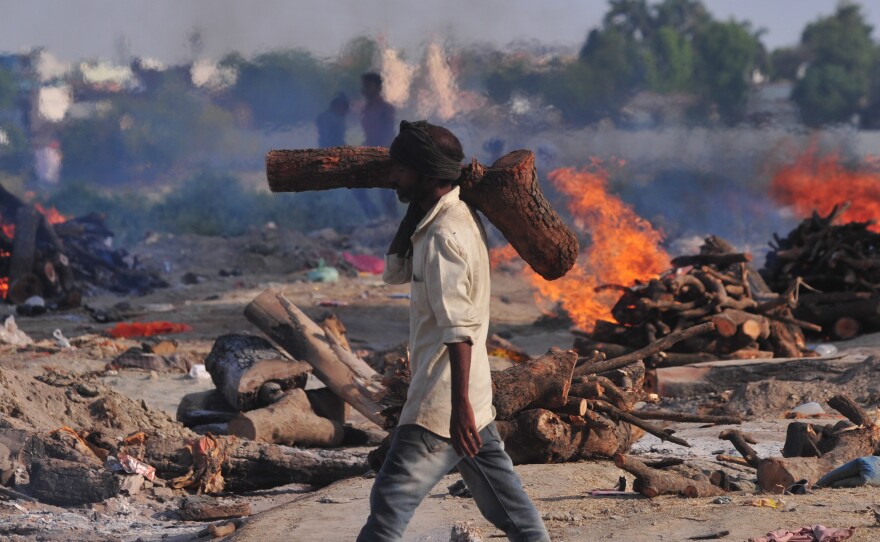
[448,341,472,404]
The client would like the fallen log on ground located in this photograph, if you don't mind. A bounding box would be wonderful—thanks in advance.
[29,457,120,505]
[613,454,726,498]
[227,389,345,447]
[756,394,880,493]
[204,334,312,412]
[245,288,384,426]
[144,436,368,491]
[265,147,578,280]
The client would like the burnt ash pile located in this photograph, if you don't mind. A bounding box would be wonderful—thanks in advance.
[574,236,814,365]
[762,204,880,340]
[0,184,167,310]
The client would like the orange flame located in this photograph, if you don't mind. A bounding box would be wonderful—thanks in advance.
[0,204,69,240]
[490,244,519,269]
[0,277,7,300]
[35,203,69,225]
[526,163,670,331]
[770,147,880,231]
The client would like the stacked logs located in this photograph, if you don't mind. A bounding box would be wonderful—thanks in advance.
[372,323,742,467]
[762,204,880,340]
[176,331,370,448]
[0,184,167,307]
[575,236,814,366]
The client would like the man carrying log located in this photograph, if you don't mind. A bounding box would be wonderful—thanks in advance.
[357,121,549,542]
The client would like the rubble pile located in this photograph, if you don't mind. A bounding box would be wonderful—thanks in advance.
[762,204,880,339]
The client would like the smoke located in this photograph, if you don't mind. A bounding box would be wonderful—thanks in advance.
[416,42,458,121]
[379,44,415,108]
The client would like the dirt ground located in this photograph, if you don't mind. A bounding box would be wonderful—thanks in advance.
[0,231,878,541]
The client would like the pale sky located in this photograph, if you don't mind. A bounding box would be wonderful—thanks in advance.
[1,0,877,63]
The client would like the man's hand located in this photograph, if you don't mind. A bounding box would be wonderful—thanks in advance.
[387,203,425,258]
[448,341,482,458]
[451,396,482,458]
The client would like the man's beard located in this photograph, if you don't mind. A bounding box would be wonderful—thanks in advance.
[396,181,429,204]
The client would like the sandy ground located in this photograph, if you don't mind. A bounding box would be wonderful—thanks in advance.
[0,234,878,541]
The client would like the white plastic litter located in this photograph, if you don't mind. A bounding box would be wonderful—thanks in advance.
[52,329,72,349]
[0,316,32,346]
[187,364,210,380]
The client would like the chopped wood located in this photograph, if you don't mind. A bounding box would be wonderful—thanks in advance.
[491,348,577,420]
[29,457,120,505]
[227,389,345,447]
[577,322,715,376]
[204,334,311,412]
[244,288,384,426]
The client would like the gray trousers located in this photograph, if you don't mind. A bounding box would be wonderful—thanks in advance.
[357,422,550,542]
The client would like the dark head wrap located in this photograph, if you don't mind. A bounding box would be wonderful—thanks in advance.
[389,120,463,181]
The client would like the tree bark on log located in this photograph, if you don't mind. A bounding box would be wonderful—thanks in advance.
[495,408,643,464]
[491,348,577,420]
[228,389,345,447]
[265,147,578,281]
[244,288,384,426]
[29,457,120,505]
[205,334,312,412]
[614,454,725,498]
[144,436,368,491]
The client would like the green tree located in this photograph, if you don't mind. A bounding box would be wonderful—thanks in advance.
[648,25,695,92]
[694,20,761,122]
[0,67,16,110]
[224,49,332,128]
[792,3,874,126]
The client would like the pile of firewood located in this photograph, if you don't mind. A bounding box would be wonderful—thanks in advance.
[0,184,167,308]
[575,236,815,366]
[762,204,880,340]
[233,288,747,468]
[371,320,749,467]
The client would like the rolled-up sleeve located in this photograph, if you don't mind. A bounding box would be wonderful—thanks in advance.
[425,234,478,344]
[383,254,412,285]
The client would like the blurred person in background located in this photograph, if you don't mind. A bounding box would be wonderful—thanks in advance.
[316,92,349,148]
[358,72,398,219]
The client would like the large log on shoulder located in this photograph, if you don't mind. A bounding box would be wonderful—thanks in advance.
[245,288,384,426]
[265,147,578,281]
[205,334,312,411]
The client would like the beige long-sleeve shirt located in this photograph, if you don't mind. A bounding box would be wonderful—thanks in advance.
[383,187,494,438]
